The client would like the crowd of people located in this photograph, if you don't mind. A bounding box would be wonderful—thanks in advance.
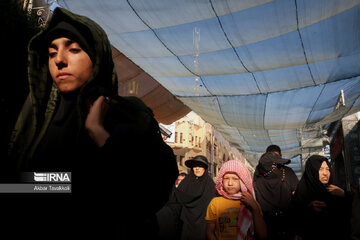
[2,5,360,239]
[156,151,359,240]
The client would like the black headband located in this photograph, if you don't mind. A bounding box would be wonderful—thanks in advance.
[46,21,95,63]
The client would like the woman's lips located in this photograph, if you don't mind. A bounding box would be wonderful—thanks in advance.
[57,72,71,79]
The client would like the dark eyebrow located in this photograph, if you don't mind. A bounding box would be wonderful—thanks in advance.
[65,39,76,46]
[48,39,76,50]
[49,43,58,50]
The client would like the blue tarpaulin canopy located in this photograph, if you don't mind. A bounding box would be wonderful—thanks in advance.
[57,0,360,173]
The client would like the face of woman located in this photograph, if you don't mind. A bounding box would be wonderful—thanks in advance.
[318,161,330,184]
[48,37,93,93]
[193,166,205,177]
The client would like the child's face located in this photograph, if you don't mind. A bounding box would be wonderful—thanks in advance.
[223,172,241,195]
[48,37,93,93]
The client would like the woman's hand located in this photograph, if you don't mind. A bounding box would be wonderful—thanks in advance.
[85,96,110,147]
[327,184,345,197]
[308,200,326,212]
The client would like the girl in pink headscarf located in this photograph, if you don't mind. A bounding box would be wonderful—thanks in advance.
[205,160,267,240]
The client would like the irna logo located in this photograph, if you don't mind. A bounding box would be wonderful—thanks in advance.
[34,172,71,182]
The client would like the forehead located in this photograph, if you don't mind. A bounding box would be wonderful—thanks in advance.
[223,172,239,178]
[49,37,78,47]
[320,161,329,168]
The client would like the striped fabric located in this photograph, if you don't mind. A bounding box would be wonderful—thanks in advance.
[216,160,255,240]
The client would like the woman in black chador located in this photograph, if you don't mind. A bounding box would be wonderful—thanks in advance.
[291,155,351,240]
[157,155,216,240]
[174,155,216,240]
[253,150,299,240]
[5,7,178,238]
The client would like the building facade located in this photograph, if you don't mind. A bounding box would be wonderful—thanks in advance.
[161,112,251,180]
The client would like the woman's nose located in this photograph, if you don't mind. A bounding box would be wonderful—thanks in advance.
[55,51,67,68]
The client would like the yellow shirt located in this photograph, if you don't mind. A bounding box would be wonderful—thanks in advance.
[206,196,259,240]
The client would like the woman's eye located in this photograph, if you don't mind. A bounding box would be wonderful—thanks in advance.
[70,48,81,53]
[48,52,56,58]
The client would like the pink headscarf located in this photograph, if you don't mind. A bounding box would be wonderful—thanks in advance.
[216,160,255,240]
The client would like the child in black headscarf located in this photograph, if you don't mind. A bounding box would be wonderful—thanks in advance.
[291,155,351,240]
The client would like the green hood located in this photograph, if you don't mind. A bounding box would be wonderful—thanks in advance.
[8,7,118,168]
[28,7,118,104]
